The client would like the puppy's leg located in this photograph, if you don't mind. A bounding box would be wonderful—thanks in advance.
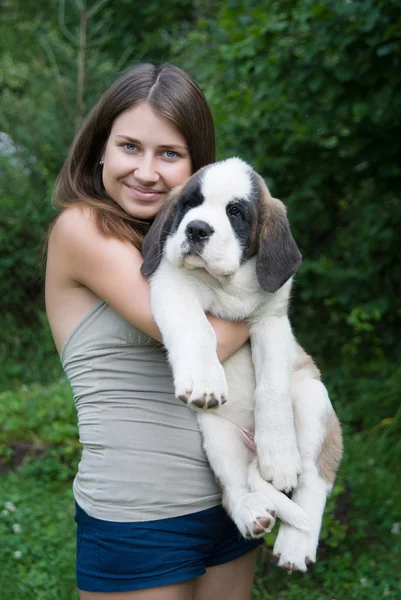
[150,262,227,408]
[198,412,277,539]
[250,317,302,493]
[273,378,342,572]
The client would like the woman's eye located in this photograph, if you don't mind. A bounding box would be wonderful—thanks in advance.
[164,150,177,159]
[124,143,137,151]
[227,205,242,218]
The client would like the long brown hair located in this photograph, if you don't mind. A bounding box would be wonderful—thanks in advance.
[51,63,216,248]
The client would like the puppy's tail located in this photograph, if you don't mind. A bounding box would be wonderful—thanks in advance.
[262,483,309,531]
[248,466,309,531]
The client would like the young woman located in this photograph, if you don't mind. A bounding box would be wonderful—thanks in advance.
[46,63,265,600]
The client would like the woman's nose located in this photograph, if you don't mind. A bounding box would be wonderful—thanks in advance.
[134,154,160,184]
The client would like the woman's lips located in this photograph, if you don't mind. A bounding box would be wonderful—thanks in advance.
[124,184,164,201]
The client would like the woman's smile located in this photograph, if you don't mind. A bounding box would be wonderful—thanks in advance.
[123,183,165,202]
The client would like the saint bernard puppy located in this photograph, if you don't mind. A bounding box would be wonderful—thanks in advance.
[141,158,342,572]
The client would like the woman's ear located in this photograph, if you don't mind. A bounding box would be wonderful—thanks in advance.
[140,185,183,277]
[255,175,302,293]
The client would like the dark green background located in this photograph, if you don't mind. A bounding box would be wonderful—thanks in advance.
[1,0,400,408]
[0,1,400,598]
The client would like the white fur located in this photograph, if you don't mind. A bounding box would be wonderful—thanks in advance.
[146,158,341,571]
[201,157,253,204]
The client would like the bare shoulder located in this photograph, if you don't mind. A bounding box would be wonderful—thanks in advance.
[48,204,100,250]
[46,203,144,308]
[49,205,141,261]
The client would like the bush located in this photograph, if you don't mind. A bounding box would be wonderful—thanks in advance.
[169,0,401,430]
[0,380,79,478]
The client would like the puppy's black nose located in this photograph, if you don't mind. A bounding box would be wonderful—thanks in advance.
[186,220,214,243]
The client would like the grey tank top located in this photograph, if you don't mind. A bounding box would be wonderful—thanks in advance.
[61,301,221,522]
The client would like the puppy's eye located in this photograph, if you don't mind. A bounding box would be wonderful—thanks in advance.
[227,205,242,218]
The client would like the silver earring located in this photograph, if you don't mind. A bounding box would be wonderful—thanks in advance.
[100,159,104,165]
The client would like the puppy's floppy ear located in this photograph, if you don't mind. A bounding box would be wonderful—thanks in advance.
[140,184,183,278]
[256,175,302,293]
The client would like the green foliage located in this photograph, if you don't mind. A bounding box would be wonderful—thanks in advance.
[1,1,400,595]
[0,151,61,389]
[2,0,399,412]
[0,309,61,390]
[0,380,79,478]
[0,475,78,600]
[169,0,401,429]
[326,362,401,435]
[0,0,197,388]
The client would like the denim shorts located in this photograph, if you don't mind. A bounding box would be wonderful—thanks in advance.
[75,502,264,592]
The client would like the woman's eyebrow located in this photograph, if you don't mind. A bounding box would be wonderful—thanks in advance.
[116,135,140,143]
[157,143,188,150]
[115,134,187,150]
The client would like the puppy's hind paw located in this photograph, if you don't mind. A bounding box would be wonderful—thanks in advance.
[273,523,316,573]
[252,512,276,536]
[231,492,277,539]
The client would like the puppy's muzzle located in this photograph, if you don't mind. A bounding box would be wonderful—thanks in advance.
[185,220,214,245]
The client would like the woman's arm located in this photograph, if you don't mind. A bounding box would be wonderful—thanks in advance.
[206,314,248,362]
[49,207,248,361]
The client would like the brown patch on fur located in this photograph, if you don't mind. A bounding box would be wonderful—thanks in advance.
[277,304,289,318]
[255,176,302,293]
[294,343,321,381]
[317,412,343,484]
[245,210,259,259]
[141,184,184,277]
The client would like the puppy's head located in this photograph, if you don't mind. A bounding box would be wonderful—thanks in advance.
[141,158,301,292]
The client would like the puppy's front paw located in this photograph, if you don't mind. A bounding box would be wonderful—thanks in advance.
[174,360,228,409]
[257,437,302,493]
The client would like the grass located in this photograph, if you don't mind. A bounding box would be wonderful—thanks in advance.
[1,381,400,599]
[0,474,77,600]
[253,431,401,599]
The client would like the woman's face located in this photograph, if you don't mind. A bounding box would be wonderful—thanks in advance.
[101,102,192,220]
